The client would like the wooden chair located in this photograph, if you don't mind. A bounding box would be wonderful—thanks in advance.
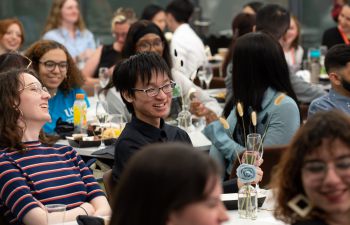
[229,145,288,188]
[103,169,114,202]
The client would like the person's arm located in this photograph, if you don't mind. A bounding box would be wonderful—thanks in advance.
[90,196,112,216]
[289,73,326,103]
[82,46,102,79]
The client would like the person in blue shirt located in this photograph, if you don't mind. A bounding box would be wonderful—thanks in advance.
[203,32,301,179]
[42,0,96,63]
[308,44,350,117]
[25,40,89,135]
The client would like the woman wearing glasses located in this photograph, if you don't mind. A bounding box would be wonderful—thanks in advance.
[272,110,350,225]
[0,68,110,225]
[25,40,88,135]
[111,52,192,184]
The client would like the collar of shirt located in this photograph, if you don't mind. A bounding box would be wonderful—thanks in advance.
[329,88,350,107]
[59,27,82,38]
[130,116,168,142]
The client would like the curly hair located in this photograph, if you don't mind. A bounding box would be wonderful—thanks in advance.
[0,69,38,151]
[25,40,84,95]
[0,17,25,46]
[42,0,86,34]
[271,110,350,224]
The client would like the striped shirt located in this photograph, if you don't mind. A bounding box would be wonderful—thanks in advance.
[0,141,105,225]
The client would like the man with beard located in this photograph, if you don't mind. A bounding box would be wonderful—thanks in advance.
[308,44,350,117]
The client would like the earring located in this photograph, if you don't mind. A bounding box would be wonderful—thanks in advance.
[287,194,312,218]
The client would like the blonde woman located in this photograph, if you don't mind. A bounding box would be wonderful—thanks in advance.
[42,0,95,63]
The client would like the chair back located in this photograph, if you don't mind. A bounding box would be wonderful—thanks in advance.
[229,145,287,188]
[103,169,114,202]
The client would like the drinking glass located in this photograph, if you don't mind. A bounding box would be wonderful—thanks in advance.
[108,114,125,138]
[45,204,66,225]
[98,67,110,88]
[96,100,109,150]
[196,69,205,88]
[202,64,213,89]
[246,133,263,193]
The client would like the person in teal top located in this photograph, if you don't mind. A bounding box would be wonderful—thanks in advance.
[201,32,301,179]
[25,40,89,135]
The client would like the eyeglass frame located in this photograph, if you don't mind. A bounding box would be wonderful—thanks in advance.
[39,60,68,73]
[132,81,176,97]
[136,39,164,51]
[19,82,49,95]
[302,155,350,181]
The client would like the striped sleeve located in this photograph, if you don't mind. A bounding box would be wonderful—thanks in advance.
[0,157,40,223]
[69,150,105,201]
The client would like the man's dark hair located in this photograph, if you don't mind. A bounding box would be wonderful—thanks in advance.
[141,4,164,21]
[165,0,194,23]
[325,44,350,73]
[112,52,172,114]
[256,4,290,40]
[243,1,264,13]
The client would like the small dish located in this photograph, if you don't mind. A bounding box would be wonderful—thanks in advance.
[66,136,117,148]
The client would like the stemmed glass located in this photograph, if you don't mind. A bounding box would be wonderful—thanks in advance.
[196,68,205,88]
[202,64,213,89]
[96,100,109,150]
[108,114,125,138]
[98,67,110,88]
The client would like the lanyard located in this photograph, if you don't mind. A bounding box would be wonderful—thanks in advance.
[338,26,350,45]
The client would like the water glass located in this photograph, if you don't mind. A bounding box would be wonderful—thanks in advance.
[201,64,213,89]
[46,204,66,225]
[98,67,110,88]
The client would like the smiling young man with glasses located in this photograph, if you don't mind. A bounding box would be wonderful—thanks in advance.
[111,52,192,184]
[25,40,88,135]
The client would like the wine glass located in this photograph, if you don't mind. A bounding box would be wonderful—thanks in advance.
[98,67,110,88]
[196,69,205,88]
[96,100,109,150]
[202,64,213,89]
[108,114,125,138]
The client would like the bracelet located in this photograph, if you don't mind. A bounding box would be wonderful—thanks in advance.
[79,206,88,215]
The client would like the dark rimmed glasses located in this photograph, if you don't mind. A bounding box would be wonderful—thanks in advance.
[39,61,68,73]
[133,81,176,97]
[136,39,164,52]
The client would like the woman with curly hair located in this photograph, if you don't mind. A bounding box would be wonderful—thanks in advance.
[42,0,95,63]
[0,68,110,225]
[272,110,350,225]
[25,40,89,135]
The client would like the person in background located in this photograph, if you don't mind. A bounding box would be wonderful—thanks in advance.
[25,40,89,135]
[141,4,167,31]
[111,142,228,225]
[111,52,192,184]
[272,110,350,225]
[0,18,25,55]
[0,52,31,72]
[203,32,300,179]
[281,15,304,76]
[323,3,350,50]
[42,0,96,65]
[166,0,207,79]
[257,4,326,104]
[82,8,136,91]
[308,44,350,117]
[102,20,222,123]
[223,13,256,103]
[242,1,264,15]
[0,68,110,225]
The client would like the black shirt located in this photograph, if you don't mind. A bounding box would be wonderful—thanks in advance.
[94,44,122,78]
[293,219,328,225]
[322,27,347,50]
[112,116,192,183]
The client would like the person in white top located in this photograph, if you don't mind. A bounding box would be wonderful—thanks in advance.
[165,0,207,79]
[281,15,304,75]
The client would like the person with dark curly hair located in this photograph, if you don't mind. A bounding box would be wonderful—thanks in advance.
[272,110,350,225]
[0,68,110,225]
[25,40,88,135]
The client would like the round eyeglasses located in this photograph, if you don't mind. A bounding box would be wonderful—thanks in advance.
[136,39,164,52]
[19,82,49,95]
